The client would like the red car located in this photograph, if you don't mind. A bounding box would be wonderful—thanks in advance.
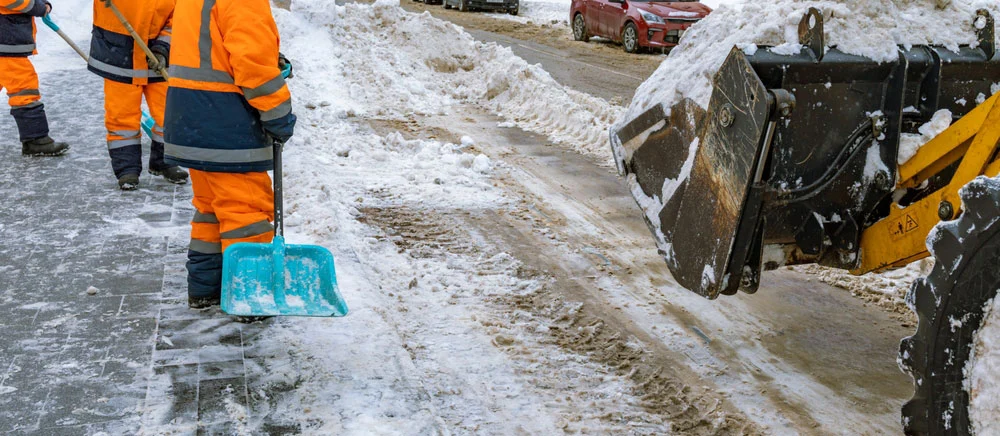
[570,0,710,53]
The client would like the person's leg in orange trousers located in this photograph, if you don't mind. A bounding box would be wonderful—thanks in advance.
[103,79,144,181]
[186,169,275,304]
[0,57,67,155]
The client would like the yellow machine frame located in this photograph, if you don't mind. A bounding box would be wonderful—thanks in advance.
[855,93,1000,274]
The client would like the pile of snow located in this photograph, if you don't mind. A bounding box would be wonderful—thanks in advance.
[968,296,1000,436]
[484,0,571,26]
[284,0,620,162]
[213,2,656,431]
[700,0,739,7]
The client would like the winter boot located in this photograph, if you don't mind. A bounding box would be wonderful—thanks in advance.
[189,296,221,309]
[118,173,140,191]
[149,141,188,184]
[150,166,189,184]
[21,136,69,157]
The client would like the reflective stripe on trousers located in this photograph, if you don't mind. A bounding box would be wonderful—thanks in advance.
[190,210,222,254]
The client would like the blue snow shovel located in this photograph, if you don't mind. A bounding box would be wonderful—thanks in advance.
[221,140,349,317]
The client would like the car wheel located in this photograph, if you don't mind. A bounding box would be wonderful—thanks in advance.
[443,0,451,8]
[508,6,518,15]
[458,0,468,11]
[622,22,640,53]
[572,14,589,42]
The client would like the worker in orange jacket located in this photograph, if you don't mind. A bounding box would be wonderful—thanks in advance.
[90,0,187,190]
[1,0,70,156]
[164,0,296,309]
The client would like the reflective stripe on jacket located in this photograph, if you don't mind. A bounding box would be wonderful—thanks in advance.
[89,0,173,84]
[0,0,47,57]
[163,0,290,173]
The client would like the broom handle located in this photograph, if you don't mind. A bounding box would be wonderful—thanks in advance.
[102,0,169,80]
[273,139,284,238]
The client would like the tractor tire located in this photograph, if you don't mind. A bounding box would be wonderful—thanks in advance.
[573,14,589,42]
[899,175,1000,435]
[622,22,640,53]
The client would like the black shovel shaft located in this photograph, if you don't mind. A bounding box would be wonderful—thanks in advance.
[273,140,284,238]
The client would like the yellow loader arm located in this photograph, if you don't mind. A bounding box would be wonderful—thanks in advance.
[855,93,1000,274]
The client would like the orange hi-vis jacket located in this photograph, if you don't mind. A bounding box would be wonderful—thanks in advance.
[89,0,173,85]
[164,0,291,173]
[1,0,48,57]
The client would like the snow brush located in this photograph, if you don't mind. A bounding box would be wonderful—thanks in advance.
[221,137,349,318]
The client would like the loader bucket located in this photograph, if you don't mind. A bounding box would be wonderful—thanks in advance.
[222,236,349,317]
[613,8,1000,299]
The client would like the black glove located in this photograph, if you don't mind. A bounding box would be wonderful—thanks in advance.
[149,43,169,70]
[278,52,294,79]
[262,112,296,145]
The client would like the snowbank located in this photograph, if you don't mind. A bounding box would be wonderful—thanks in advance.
[483,0,571,26]
[283,0,620,162]
[222,2,647,430]
[700,0,742,7]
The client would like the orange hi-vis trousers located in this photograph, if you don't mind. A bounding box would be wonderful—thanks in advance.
[103,79,168,178]
[186,169,275,298]
[1,57,50,141]
[0,57,41,109]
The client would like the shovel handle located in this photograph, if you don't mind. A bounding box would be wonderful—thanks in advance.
[269,67,293,239]
[102,0,169,80]
[42,15,90,62]
[273,139,284,238]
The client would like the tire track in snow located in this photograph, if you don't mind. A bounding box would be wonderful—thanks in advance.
[356,199,760,434]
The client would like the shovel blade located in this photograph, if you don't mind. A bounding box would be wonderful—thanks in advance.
[222,238,348,317]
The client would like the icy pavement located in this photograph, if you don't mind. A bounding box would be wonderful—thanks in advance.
[0,67,298,434]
